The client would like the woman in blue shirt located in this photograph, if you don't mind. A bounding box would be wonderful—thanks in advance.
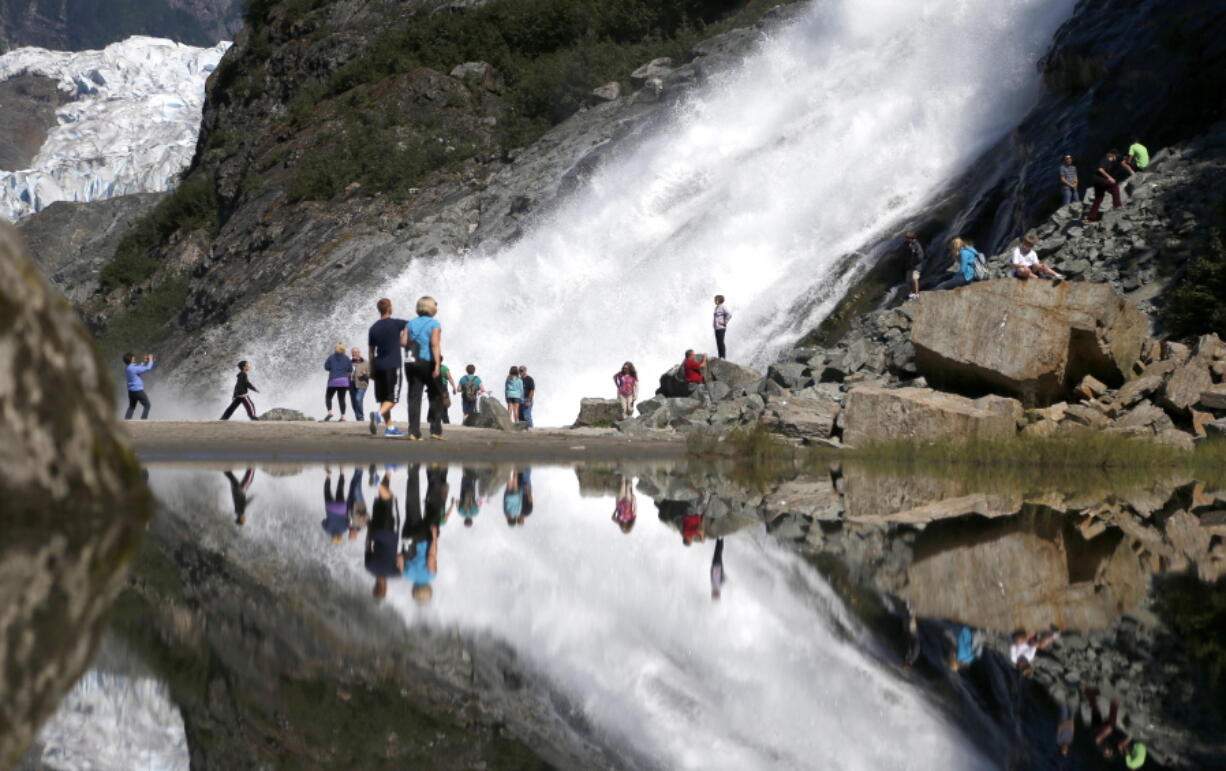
[934,237,980,291]
[404,296,444,439]
[504,366,524,423]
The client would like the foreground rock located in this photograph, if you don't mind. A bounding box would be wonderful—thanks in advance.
[573,398,624,427]
[841,386,1020,447]
[0,223,151,766]
[909,280,1149,405]
[258,407,313,421]
[465,396,513,431]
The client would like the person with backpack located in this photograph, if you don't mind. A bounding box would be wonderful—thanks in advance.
[122,352,155,420]
[1011,235,1063,281]
[458,364,483,421]
[613,362,639,420]
[405,296,445,440]
[504,366,524,423]
[349,347,370,422]
[324,343,353,421]
[934,237,980,291]
[221,361,260,420]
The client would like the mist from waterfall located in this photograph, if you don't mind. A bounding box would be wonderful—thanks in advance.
[241,0,1076,425]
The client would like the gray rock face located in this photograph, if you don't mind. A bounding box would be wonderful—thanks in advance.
[0,0,240,50]
[841,386,1020,447]
[18,193,167,303]
[0,223,151,767]
[573,397,623,427]
[0,74,66,171]
[766,393,839,442]
[908,280,1149,406]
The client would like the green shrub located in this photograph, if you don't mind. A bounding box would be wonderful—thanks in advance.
[1163,227,1226,339]
[98,276,191,357]
[99,176,218,292]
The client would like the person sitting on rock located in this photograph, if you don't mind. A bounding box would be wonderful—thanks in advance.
[1009,628,1058,677]
[1011,235,1064,281]
[934,237,978,290]
[1087,149,1126,222]
[1127,136,1149,174]
[902,231,923,300]
[1058,154,1079,206]
[683,349,708,402]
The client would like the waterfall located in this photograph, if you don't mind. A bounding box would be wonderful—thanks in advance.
[243,0,1077,425]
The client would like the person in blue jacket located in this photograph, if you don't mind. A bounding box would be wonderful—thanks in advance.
[122,352,155,419]
[324,342,353,421]
[934,237,980,291]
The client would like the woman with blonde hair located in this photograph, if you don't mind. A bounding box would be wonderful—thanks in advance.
[934,237,978,291]
[324,342,353,421]
[405,296,445,439]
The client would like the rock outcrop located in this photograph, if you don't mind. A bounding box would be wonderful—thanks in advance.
[841,386,1020,447]
[0,223,151,767]
[465,395,513,430]
[573,398,623,428]
[908,280,1149,405]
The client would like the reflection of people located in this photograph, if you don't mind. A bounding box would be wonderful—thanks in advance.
[458,467,482,527]
[402,465,446,603]
[1010,629,1058,677]
[612,475,636,533]
[1057,702,1075,757]
[519,468,533,522]
[1084,687,1147,767]
[223,468,255,526]
[710,538,726,600]
[503,469,523,525]
[948,625,983,671]
[347,466,368,539]
[681,502,704,546]
[900,607,920,669]
[364,471,401,599]
[322,468,348,544]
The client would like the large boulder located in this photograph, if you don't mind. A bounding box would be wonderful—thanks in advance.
[908,280,1149,405]
[572,398,623,427]
[0,223,152,766]
[655,364,689,398]
[765,391,840,442]
[259,407,313,421]
[841,386,1020,447]
[466,396,513,430]
[705,358,761,387]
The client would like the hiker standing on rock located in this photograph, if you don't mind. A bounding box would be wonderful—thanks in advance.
[405,296,445,440]
[902,232,923,300]
[122,352,155,420]
[614,362,639,419]
[349,347,370,422]
[1010,235,1064,281]
[1087,149,1126,222]
[324,343,353,421]
[1059,154,1079,206]
[519,365,535,429]
[504,366,524,423]
[220,361,260,420]
[713,295,732,358]
[367,298,408,437]
[458,364,483,422]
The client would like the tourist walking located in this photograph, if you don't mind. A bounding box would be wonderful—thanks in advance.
[614,362,639,419]
[504,366,524,422]
[458,365,483,423]
[405,296,445,440]
[934,238,978,291]
[1059,154,1079,206]
[350,347,370,422]
[901,233,923,300]
[324,343,353,421]
[436,356,457,424]
[1011,235,1063,280]
[519,366,535,428]
[220,361,260,420]
[1087,149,1126,222]
[122,352,156,420]
[367,298,407,437]
[612,474,636,533]
[713,295,732,358]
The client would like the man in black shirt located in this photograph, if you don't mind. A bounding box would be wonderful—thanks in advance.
[364,470,401,599]
[518,365,536,428]
[1087,150,1125,222]
[367,298,408,436]
[902,231,923,299]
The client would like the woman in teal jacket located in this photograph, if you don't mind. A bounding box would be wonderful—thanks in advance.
[935,237,980,290]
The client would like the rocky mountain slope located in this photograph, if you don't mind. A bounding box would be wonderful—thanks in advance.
[0,0,239,51]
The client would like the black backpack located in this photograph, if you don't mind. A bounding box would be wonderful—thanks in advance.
[461,378,480,401]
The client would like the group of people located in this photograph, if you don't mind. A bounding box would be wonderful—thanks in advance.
[899,138,1150,300]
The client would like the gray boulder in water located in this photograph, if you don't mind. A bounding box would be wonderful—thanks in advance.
[0,222,152,766]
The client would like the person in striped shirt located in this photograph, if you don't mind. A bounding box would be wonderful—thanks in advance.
[713,295,731,359]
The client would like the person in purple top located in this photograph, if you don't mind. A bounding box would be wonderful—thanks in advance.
[322,467,349,544]
[364,470,401,599]
[324,343,353,421]
[122,352,156,419]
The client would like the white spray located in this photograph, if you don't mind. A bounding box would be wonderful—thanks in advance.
[231,0,1076,424]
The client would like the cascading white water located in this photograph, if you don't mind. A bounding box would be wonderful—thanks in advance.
[146,465,991,769]
[239,0,1076,424]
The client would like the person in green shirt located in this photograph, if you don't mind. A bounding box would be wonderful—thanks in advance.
[1128,137,1149,172]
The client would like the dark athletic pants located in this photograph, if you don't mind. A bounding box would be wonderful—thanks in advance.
[325,386,347,415]
[125,390,151,419]
[714,328,726,359]
[405,359,443,438]
[221,395,258,420]
[1088,182,1121,220]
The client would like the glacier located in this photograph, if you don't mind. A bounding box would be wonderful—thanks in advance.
[0,36,229,222]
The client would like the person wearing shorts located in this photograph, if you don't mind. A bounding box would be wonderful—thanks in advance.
[368,298,407,436]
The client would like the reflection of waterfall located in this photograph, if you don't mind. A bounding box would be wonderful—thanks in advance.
[144,465,989,769]
[238,0,1076,424]
[25,645,189,771]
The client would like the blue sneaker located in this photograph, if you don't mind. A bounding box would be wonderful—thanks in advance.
[384,427,404,437]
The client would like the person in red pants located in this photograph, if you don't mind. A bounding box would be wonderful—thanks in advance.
[1087,150,1126,222]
